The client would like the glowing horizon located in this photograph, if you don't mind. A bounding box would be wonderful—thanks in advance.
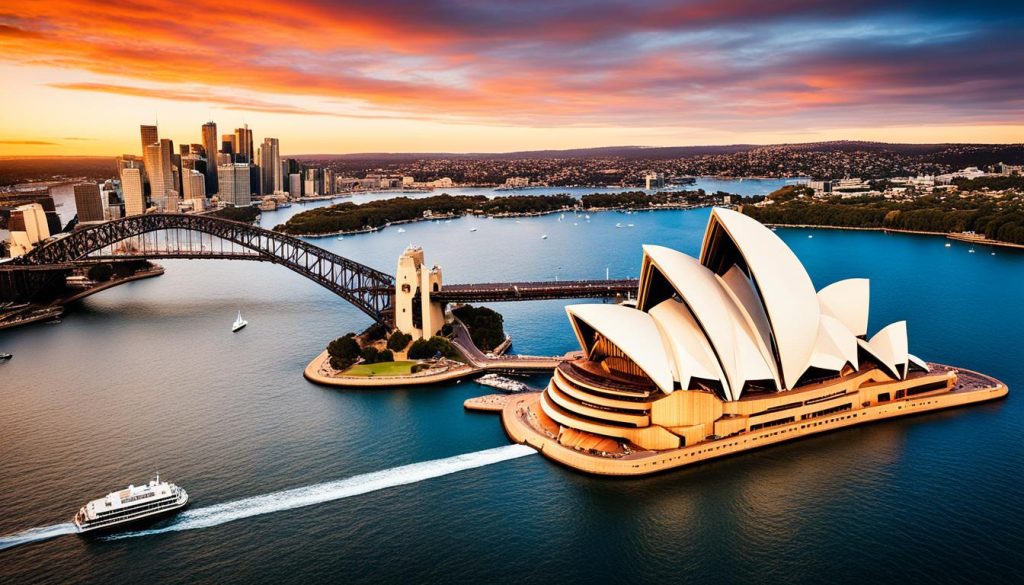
[1,0,1022,156]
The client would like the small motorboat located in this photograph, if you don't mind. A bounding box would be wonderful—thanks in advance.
[0,353,12,361]
[397,228,406,233]
[232,311,248,332]
[541,235,548,240]
[469,227,478,232]
[944,242,951,248]
[969,248,976,254]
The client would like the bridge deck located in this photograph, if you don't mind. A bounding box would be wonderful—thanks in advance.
[434,279,639,303]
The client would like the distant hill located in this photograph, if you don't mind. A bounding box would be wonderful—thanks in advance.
[293,141,1024,161]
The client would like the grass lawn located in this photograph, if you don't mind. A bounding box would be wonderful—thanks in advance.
[342,360,419,377]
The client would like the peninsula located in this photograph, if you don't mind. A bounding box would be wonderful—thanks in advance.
[274,191,719,236]
[502,208,1008,475]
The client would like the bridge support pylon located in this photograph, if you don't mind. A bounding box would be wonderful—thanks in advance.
[395,246,444,340]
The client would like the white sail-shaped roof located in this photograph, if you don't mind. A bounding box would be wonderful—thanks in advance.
[639,245,777,400]
[818,278,870,337]
[699,208,820,389]
[858,321,910,380]
[809,314,860,372]
[565,304,675,394]
[648,298,726,393]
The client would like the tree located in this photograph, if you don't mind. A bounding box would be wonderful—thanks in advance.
[327,334,360,370]
[387,331,413,352]
[453,305,506,351]
[407,336,460,360]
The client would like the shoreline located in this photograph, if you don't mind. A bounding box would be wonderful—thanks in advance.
[281,203,715,239]
[766,223,1024,250]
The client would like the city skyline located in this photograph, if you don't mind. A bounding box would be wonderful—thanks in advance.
[2,1,1023,156]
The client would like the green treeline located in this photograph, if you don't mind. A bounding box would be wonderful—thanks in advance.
[452,305,506,352]
[743,193,1024,244]
[274,190,717,235]
[210,206,261,223]
[276,194,574,235]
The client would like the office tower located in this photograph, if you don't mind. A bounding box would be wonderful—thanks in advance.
[182,170,206,202]
[289,173,301,199]
[179,144,190,157]
[304,167,322,196]
[234,125,254,164]
[221,134,236,159]
[260,137,281,194]
[217,163,251,206]
[202,121,219,195]
[249,164,261,197]
[73,183,105,222]
[120,167,146,216]
[143,143,165,206]
[323,168,334,195]
[140,125,158,155]
[143,139,175,209]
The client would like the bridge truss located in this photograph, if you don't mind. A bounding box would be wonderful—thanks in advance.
[15,213,396,322]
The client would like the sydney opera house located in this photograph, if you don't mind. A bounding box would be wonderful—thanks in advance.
[503,208,1007,475]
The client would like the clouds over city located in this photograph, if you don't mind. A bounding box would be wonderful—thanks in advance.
[1,0,1022,142]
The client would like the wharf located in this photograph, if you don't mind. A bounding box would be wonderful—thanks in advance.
[464,393,520,412]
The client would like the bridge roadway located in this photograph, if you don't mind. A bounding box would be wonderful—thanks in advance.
[434,279,638,304]
[449,319,580,373]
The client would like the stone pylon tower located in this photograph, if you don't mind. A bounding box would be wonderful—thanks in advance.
[395,246,444,339]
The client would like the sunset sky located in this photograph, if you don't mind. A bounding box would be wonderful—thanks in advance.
[1,0,1022,156]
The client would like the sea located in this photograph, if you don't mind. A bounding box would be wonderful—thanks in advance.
[1,178,1021,583]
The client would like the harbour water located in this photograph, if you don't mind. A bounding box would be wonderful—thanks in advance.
[1,187,1022,583]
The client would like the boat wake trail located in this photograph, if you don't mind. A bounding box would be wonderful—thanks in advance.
[107,444,535,540]
[0,523,78,552]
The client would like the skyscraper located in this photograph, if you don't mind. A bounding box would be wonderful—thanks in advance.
[217,163,251,206]
[259,137,281,194]
[234,125,254,164]
[139,124,158,193]
[139,125,158,156]
[221,134,236,159]
[73,183,105,222]
[202,121,219,195]
[120,166,146,216]
[182,169,206,202]
[144,139,175,210]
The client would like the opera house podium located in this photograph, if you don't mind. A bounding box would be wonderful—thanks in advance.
[502,208,1007,475]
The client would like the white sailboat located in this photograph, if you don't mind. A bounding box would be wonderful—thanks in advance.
[232,311,248,332]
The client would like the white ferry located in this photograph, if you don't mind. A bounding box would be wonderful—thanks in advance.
[475,373,531,393]
[73,475,189,533]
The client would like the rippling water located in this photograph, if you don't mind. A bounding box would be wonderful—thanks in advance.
[0,186,1021,583]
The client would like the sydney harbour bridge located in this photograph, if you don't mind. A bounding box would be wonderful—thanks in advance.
[0,213,636,324]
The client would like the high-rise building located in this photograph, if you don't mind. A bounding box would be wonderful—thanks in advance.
[259,138,281,195]
[202,121,219,195]
[234,125,254,164]
[288,173,302,199]
[221,134,236,159]
[182,169,206,202]
[143,143,165,205]
[144,139,176,209]
[73,183,105,222]
[140,125,158,156]
[120,167,146,216]
[218,163,251,206]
